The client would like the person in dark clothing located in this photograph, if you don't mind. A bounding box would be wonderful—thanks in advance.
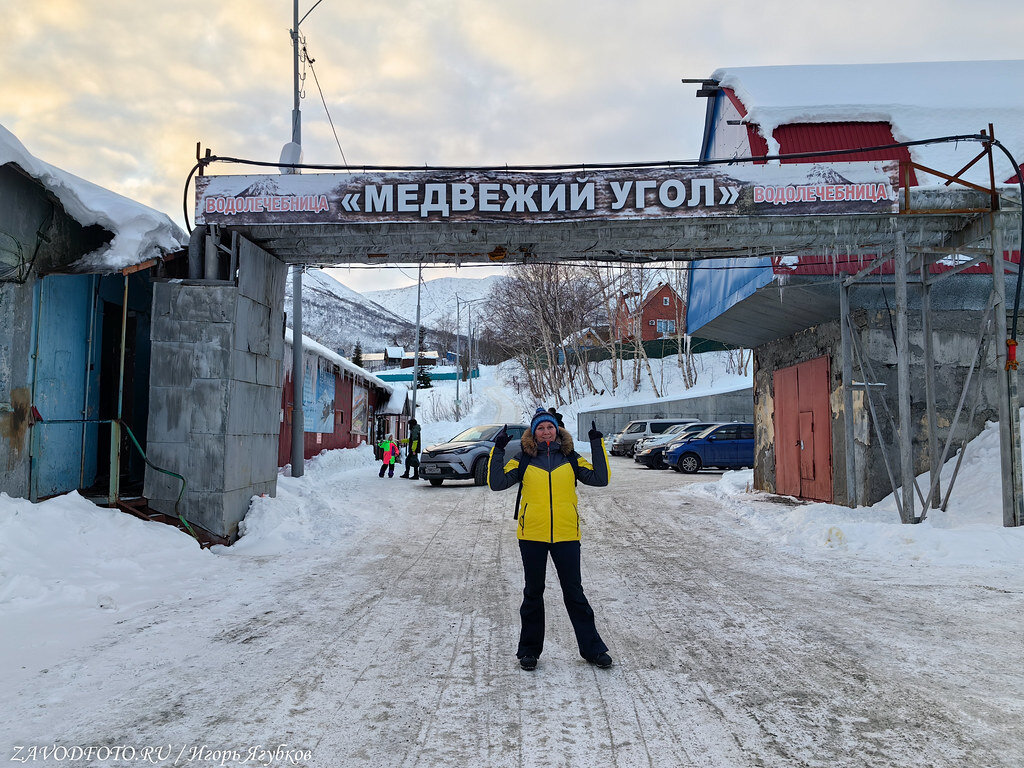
[547,406,565,428]
[487,407,612,671]
[400,418,422,479]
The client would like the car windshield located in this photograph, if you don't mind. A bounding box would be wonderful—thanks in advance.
[663,424,688,435]
[448,425,500,442]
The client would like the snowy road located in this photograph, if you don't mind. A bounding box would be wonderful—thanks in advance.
[3,457,1022,767]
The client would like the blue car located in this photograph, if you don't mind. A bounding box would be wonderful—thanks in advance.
[665,422,755,473]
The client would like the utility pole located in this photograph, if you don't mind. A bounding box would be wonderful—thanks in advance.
[410,262,423,419]
[468,301,474,395]
[288,0,304,477]
[454,294,461,421]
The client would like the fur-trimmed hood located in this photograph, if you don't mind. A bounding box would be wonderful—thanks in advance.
[520,427,574,457]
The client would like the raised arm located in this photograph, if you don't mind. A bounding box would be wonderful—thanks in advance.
[573,421,610,487]
[487,426,521,491]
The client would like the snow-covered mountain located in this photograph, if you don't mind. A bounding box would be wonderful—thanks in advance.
[365,275,505,330]
[284,268,415,354]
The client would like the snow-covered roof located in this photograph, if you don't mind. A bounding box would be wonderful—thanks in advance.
[0,122,185,272]
[378,385,410,416]
[285,328,393,393]
[402,350,439,359]
[712,60,1024,185]
[385,346,404,358]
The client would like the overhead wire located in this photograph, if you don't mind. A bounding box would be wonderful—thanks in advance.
[303,41,349,169]
[180,133,1023,335]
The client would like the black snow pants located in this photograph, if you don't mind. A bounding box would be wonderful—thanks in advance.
[517,540,608,660]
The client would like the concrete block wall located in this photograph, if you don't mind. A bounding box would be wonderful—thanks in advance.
[145,237,286,539]
[753,307,1013,508]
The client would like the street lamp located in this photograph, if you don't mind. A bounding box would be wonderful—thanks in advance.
[455,296,486,396]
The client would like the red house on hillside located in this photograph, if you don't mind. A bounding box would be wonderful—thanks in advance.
[612,283,686,342]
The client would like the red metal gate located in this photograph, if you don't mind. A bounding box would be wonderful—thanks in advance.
[772,356,833,502]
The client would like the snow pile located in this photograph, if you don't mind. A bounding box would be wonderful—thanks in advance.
[684,412,1024,567]
[0,491,216,611]
[713,61,1024,185]
[225,444,382,556]
[0,122,184,271]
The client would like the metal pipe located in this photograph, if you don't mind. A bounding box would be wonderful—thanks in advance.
[28,278,44,501]
[291,265,305,477]
[291,0,301,148]
[187,226,205,279]
[840,283,857,506]
[991,217,1018,527]
[921,259,940,508]
[895,231,915,523]
[79,275,98,488]
[848,327,903,520]
[109,273,129,506]
[992,221,1024,527]
[454,295,460,420]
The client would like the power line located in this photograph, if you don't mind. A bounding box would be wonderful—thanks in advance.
[303,43,349,168]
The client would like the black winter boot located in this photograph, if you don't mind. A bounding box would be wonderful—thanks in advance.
[412,469,420,480]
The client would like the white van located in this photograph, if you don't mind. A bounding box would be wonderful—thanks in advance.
[609,418,698,456]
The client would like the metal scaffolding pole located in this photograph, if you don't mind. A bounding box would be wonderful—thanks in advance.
[839,281,858,507]
[921,259,940,508]
[991,222,1024,526]
[291,265,304,477]
[895,231,915,523]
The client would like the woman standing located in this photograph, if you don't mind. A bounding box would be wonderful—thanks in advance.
[488,408,612,671]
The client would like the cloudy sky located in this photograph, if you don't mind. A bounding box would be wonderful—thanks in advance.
[2,0,1023,291]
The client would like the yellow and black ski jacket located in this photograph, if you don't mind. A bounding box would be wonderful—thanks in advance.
[488,427,610,542]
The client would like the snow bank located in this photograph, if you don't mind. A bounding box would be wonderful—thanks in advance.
[0,491,215,611]
[713,61,1024,185]
[223,444,382,556]
[683,412,1024,569]
[0,123,184,272]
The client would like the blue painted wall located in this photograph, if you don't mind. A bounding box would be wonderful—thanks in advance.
[31,275,100,498]
[686,257,774,335]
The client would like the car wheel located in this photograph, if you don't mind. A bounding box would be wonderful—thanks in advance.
[473,458,488,486]
[429,479,444,487]
[627,445,636,457]
[678,453,701,474]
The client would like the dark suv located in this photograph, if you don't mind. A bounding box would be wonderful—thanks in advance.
[419,424,529,486]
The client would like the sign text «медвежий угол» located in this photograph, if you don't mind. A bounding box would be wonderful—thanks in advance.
[195,162,899,226]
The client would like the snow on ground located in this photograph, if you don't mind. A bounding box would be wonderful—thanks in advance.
[687,411,1024,571]
[1,354,1022,765]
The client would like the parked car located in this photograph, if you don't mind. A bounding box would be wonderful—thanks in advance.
[633,423,698,463]
[419,424,529,486]
[636,422,721,469]
[609,418,697,457]
[665,422,755,473]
